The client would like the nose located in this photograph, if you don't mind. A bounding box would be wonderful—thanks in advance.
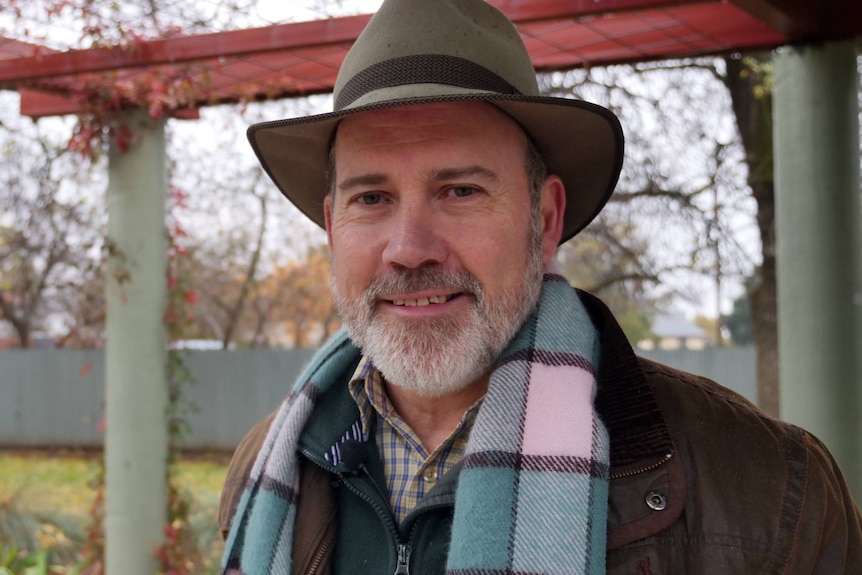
[382,203,448,270]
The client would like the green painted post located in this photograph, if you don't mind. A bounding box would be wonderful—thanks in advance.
[105,111,169,573]
[774,41,862,498]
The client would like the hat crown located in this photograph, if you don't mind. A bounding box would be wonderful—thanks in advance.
[333,0,540,110]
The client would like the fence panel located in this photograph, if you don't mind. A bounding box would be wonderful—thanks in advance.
[639,347,757,403]
[1,350,104,448]
[180,349,317,450]
[0,347,755,450]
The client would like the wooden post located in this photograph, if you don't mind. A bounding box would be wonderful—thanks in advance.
[774,41,862,497]
[105,110,169,573]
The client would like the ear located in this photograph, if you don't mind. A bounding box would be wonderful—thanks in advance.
[323,195,335,252]
[539,175,566,264]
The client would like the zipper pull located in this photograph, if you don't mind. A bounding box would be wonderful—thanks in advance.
[394,544,412,575]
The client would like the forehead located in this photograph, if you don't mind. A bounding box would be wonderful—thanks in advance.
[332,101,527,162]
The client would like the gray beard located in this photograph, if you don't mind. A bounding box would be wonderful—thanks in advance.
[332,228,545,398]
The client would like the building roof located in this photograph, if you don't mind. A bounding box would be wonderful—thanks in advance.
[652,313,707,339]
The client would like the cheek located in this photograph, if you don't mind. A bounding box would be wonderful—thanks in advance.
[455,223,532,294]
[330,229,381,296]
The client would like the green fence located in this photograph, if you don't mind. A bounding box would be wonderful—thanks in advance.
[0,347,755,450]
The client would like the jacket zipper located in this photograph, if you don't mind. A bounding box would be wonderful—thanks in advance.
[609,450,673,479]
[303,448,412,575]
[305,524,336,575]
[338,475,415,575]
[394,544,412,575]
[298,449,341,575]
[300,449,445,575]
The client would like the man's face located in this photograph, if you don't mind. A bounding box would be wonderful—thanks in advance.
[325,101,564,397]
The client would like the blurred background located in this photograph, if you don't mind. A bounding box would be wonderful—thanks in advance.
[0,0,859,572]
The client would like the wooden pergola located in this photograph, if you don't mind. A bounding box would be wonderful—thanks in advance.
[2,0,859,117]
[1,1,859,572]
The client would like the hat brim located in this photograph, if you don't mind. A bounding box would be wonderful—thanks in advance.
[247,93,623,244]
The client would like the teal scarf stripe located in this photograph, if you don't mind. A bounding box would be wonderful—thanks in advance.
[291,329,356,393]
[221,275,610,575]
[221,331,360,573]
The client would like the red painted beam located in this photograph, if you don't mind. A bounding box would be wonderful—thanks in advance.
[15,0,789,118]
[3,0,860,88]
[18,88,80,117]
[489,0,690,23]
[0,13,371,83]
[14,0,850,118]
[0,0,695,84]
[19,87,202,119]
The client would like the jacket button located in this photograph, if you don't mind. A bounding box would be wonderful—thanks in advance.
[646,491,667,511]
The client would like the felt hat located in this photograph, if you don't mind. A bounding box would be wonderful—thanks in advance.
[247,0,624,243]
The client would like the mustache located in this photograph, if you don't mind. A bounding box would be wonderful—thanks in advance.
[364,265,483,305]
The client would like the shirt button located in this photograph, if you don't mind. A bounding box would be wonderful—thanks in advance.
[646,491,667,511]
[423,470,437,484]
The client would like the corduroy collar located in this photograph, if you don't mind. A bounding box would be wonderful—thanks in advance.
[578,290,674,474]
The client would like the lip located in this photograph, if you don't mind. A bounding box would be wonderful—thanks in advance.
[383,290,460,307]
[377,291,469,317]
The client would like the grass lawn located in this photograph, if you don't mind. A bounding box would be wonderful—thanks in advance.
[1,451,102,518]
[0,449,229,572]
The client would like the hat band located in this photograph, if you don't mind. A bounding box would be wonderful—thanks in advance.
[335,54,521,111]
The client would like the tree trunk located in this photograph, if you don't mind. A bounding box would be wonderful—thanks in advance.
[221,191,267,348]
[0,293,31,347]
[723,56,779,417]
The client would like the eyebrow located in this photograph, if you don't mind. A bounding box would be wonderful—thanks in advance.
[337,173,389,194]
[432,166,499,183]
[335,165,499,194]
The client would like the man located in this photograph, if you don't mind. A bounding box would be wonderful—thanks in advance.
[220,0,862,573]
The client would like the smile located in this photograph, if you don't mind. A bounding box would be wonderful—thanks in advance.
[391,294,457,307]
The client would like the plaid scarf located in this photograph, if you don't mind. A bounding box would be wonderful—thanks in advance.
[222,273,610,575]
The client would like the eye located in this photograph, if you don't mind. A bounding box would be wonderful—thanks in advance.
[356,192,385,205]
[447,186,478,198]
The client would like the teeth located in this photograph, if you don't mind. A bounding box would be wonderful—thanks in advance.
[393,295,451,306]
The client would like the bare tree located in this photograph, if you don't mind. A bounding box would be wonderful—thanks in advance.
[164,103,326,348]
[544,58,788,414]
[0,111,104,347]
[545,61,757,342]
[723,54,778,416]
[264,245,340,348]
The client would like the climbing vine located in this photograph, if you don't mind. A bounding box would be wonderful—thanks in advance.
[154,185,204,575]
[73,187,203,575]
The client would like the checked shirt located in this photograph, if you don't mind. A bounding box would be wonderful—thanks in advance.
[347,357,483,525]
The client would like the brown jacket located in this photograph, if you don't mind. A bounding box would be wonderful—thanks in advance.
[220,292,862,573]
